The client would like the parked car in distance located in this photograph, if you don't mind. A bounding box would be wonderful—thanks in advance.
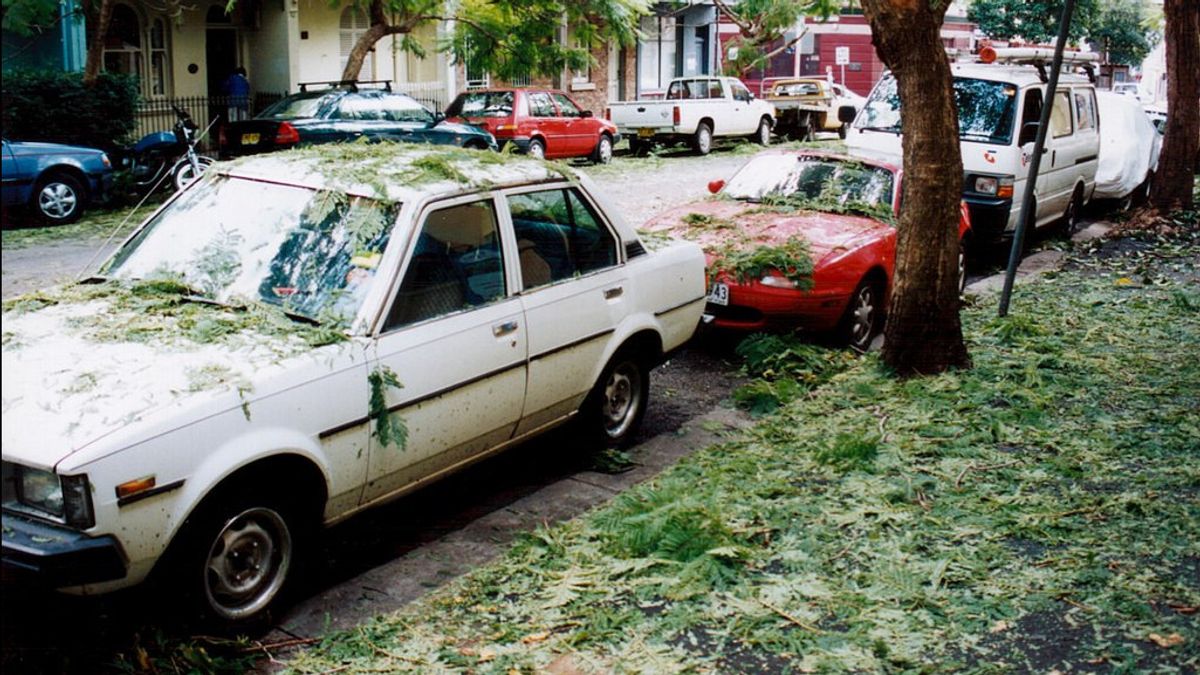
[1,144,705,630]
[1094,91,1161,208]
[1,139,113,225]
[219,82,497,157]
[642,150,971,351]
[445,89,620,164]
[764,78,845,141]
[606,76,777,155]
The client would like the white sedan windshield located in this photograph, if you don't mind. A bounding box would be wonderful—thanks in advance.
[105,176,398,323]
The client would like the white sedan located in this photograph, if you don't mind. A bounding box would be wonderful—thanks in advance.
[1,144,706,629]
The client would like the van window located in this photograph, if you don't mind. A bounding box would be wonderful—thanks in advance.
[1050,91,1073,138]
[1073,91,1096,131]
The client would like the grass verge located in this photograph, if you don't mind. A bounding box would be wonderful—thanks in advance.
[1,200,158,250]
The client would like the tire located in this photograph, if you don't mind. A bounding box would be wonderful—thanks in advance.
[692,122,713,156]
[803,116,818,143]
[838,122,849,140]
[628,138,651,157]
[173,155,215,192]
[171,488,310,630]
[839,279,882,353]
[527,138,546,160]
[33,172,85,225]
[580,349,651,449]
[592,134,614,165]
[958,236,969,298]
[753,117,771,146]
[1061,188,1084,235]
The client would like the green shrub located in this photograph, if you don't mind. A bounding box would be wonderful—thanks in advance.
[1,70,140,151]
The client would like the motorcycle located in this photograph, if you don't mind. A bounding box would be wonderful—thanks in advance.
[117,105,216,196]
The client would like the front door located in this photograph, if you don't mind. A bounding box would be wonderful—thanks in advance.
[551,93,590,155]
[206,27,239,125]
[361,196,527,505]
[501,185,628,434]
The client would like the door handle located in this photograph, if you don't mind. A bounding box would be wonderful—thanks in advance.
[493,320,519,337]
[603,286,623,300]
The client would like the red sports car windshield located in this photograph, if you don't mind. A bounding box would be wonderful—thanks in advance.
[723,155,896,219]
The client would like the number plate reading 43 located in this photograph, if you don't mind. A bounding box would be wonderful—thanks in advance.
[707,282,729,306]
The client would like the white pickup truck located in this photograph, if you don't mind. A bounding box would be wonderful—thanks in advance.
[607,76,777,155]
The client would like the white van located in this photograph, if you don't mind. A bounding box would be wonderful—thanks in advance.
[845,49,1101,246]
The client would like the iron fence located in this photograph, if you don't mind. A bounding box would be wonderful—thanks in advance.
[133,92,287,152]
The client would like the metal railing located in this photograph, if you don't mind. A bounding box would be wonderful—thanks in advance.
[133,92,287,152]
[392,80,451,112]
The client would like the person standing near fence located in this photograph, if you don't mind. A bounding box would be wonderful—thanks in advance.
[222,67,251,121]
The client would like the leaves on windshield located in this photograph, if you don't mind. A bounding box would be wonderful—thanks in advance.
[193,229,245,295]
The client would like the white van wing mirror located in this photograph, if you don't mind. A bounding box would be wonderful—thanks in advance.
[1018,121,1040,146]
[837,105,857,124]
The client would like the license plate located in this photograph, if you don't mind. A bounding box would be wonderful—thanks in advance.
[241,132,260,145]
[637,128,656,138]
[707,283,729,306]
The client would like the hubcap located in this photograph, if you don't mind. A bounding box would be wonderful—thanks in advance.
[760,122,770,144]
[599,138,612,163]
[38,182,77,219]
[850,286,876,350]
[698,128,711,153]
[529,142,545,159]
[958,250,967,296]
[204,507,292,620]
[602,361,643,439]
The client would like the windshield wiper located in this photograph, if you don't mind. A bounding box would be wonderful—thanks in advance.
[959,132,999,142]
[858,126,901,134]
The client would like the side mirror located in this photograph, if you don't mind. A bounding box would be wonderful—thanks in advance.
[581,110,594,118]
[837,105,857,124]
[1018,121,1039,146]
[708,179,726,194]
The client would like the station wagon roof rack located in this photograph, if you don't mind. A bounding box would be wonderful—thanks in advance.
[976,47,1099,84]
[298,79,394,93]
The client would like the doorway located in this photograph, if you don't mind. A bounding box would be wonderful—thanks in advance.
[206,28,239,97]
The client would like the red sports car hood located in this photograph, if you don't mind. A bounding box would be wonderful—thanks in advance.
[642,200,891,264]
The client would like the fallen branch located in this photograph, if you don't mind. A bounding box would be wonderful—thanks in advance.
[756,598,824,634]
[955,460,1021,489]
[239,636,322,654]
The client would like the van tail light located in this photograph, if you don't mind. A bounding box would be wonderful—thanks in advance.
[275,122,301,146]
[673,105,681,126]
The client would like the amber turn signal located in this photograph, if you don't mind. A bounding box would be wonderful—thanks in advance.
[116,475,156,499]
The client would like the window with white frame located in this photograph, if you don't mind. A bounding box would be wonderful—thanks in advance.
[149,18,170,96]
[340,7,374,78]
[102,3,174,97]
[572,34,591,85]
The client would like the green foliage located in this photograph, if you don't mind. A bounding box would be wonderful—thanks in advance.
[708,235,814,288]
[1,0,61,35]
[813,432,879,471]
[969,0,1101,44]
[1,70,140,150]
[1089,0,1159,66]
[110,631,257,674]
[717,0,839,76]
[368,366,408,449]
[732,333,855,414]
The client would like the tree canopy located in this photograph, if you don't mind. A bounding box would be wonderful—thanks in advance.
[968,0,1101,45]
[1088,0,1159,66]
[713,0,838,76]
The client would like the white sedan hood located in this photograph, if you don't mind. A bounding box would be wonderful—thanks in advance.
[2,289,321,470]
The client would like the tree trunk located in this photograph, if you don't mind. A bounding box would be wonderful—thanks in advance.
[82,0,114,85]
[340,0,416,82]
[860,0,970,375]
[1151,0,1199,213]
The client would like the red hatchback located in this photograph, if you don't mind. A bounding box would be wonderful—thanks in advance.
[643,150,971,351]
[445,89,620,164]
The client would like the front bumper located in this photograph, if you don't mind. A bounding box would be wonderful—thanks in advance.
[963,195,1014,245]
[2,511,126,587]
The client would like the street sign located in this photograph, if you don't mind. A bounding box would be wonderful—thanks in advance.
[835,46,850,65]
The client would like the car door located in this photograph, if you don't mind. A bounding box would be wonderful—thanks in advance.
[550,93,590,155]
[1041,88,1076,222]
[501,184,629,434]
[728,80,758,134]
[527,92,564,156]
[360,195,527,505]
[1,140,24,206]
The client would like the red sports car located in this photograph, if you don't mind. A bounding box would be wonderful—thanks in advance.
[642,150,971,350]
[445,88,620,164]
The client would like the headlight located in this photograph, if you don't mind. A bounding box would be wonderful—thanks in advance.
[974,176,999,195]
[101,153,112,169]
[760,275,797,289]
[16,467,94,528]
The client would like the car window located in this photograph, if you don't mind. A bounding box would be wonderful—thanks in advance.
[259,92,333,120]
[376,94,434,123]
[336,94,385,121]
[447,91,515,118]
[707,79,724,99]
[508,188,618,290]
[384,200,506,330]
[528,92,555,118]
[1073,90,1096,131]
[731,82,753,102]
[552,93,582,117]
[1050,90,1073,138]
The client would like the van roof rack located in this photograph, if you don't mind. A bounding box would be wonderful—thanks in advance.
[976,47,1099,83]
[298,79,393,93]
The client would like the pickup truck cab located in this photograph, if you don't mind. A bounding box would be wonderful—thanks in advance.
[846,48,1101,246]
[606,76,776,155]
[1,144,706,630]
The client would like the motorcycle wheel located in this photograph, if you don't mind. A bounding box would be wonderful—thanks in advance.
[173,156,216,192]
